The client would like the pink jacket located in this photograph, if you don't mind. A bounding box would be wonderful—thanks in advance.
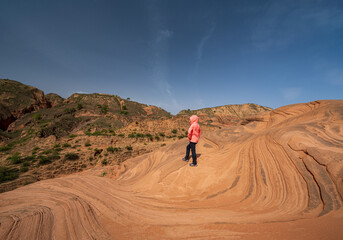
[188,115,201,143]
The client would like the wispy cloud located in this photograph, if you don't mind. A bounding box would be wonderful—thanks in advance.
[282,87,301,100]
[196,24,216,61]
[146,0,180,113]
[189,23,216,80]
[156,29,173,43]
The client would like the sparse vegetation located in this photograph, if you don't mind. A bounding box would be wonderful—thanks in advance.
[64,108,76,114]
[120,110,128,115]
[0,166,19,183]
[63,143,71,148]
[64,153,79,161]
[171,129,177,134]
[77,103,83,110]
[107,146,115,153]
[33,113,41,120]
[0,145,12,152]
[101,159,108,166]
[38,155,52,165]
[99,171,107,177]
[85,141,91,147]
[7,152,22,164]
[69,134,77,138]
[125,145,133,151]
[101,105,109,114]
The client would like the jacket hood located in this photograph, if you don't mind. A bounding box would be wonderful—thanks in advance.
[190,115,198,124]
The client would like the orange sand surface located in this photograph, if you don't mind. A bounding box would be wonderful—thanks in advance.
[1,100,343,239]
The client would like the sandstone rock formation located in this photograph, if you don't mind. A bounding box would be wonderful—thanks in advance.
[0,100,342,239]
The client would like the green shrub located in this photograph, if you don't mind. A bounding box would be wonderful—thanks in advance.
[122,105,127,110]
[64,153,79,161]
[0,145,12,152]
[118,133,125,137]
[114,147,121,152]
[101,159,108,166]
[77,103,83,110]
[85,141,91,147]
[178,135,184,139]
[171,129,177,134]
[145,133,153,141]
[32,146,40,154]
[107,146,115,153]
[128,133,136,138]
[21,161,30,167]
[136,133,145,138]
[7,152,22,164]
[63,143,71,148]
[125,145,133,151]
[135,121,138,125]
[38,155,52,165]
[64,108,76,114]
[22,155,36,162]
[69,134,77,138]
[155,136,160,141]
[101,105,109,114]
[53,144,61,148]
[120,110,128,115]
[0,166,19,183]
[42,149,52,155]
[99,171,107,177]
[33,113,41,120]
[20,166,29,172]
[159,132,165,137]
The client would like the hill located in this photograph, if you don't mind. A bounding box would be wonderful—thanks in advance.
[178,103,272,126]
[0,79,50,131]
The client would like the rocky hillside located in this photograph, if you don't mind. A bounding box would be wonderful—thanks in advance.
[0,79,51,131]
[178,103,272,127]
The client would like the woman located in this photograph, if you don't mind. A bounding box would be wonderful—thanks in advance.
[182,115,201,167]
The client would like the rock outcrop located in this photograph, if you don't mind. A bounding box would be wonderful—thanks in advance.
[45,93,64,107]
[0,79,50,130]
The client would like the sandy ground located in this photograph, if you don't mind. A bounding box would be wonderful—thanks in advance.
[0,100,343,239]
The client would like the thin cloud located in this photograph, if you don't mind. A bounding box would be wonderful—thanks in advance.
[147,0,180,113]
[196,24,216,61]
[156,29,173,43]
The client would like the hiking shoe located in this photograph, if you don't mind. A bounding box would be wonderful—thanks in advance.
[182,157,189,162]
[189,163,197,167]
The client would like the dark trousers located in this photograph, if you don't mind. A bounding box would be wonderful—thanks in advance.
[185,142,197,164]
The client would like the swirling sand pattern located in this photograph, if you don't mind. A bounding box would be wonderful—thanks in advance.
[1,100,343,239]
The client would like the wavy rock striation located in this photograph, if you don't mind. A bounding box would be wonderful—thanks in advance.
[0,100,342,239]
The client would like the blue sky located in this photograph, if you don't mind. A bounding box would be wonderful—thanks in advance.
[1,0,342,114]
